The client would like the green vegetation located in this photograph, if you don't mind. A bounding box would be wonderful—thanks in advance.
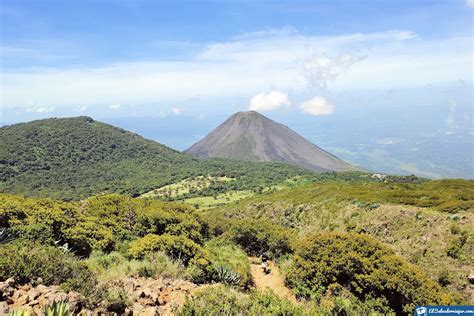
[0,241,98,300]
[223,219,295,257]
[12,302,70,316]
[210,178,474,304]
[85,251,186,281]
[178,285,316,315]
[203,238,252,288]
[286,232,453,314]
[128,234,205,263]
[0,116,332,201]
[1,117,391,203]
[1,185,470,313]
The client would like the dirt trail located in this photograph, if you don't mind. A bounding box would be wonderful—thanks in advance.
[248,257,298,304]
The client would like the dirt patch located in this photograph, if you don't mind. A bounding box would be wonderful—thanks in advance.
[248,257,297,304]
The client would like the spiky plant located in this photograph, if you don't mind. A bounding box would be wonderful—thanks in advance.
[10,310,30,316]
[215,266,241,286]
[0,228,17,244]
[43,301,70,316]
[53,241,73,254]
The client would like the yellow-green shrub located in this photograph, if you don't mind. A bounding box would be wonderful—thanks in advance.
[203,238,253,289]
[286,232,453,314]
[224,219,295,257]
[0,240,98,298]
[127,234,204,264]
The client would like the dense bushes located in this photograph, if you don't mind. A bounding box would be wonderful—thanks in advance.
[0,194,208,257]
[286,232,453,314]
[0,241,98,297]
[223,219,295,257]
[127,234,205,264]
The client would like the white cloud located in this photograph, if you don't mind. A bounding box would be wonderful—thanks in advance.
[249,90,290,112]
[109,104,121,109]
[303,53,367,91]
[78,105,88,111]
[467,0,474,8]
[171,105,184,115]
[300,96,334,116]
[26,106,55,113]
[1,29,471,114]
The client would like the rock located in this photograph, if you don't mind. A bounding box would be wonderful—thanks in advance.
[28,299,39,306]
[141,306,159,316]
[468,273,474,284]
[36,277,43,285]
[28,289,41,300]
[0,301,9,315]
[131,302,144,315]
[49,292,68,303]
[33,304,45,316]
[5,278,15,287]
[16,294,31,305]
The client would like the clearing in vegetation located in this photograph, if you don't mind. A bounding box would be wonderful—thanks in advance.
[248,257,298,304]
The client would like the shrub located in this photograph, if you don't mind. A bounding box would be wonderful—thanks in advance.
[0,241,98,297]
[103,280,130,314]
[202,238,253,288]
[224,219,295,257]
[286,232,453,314]
[127,234,204,264]
[447,231,468,259]
[85,251,185,281]
[178,285,315,315]
[63,221,115,256]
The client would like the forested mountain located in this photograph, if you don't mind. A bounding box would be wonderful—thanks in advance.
[185,111,357,172]
[0,116,326,200]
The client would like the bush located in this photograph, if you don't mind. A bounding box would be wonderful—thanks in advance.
[224,219,295,257]
[286,232,453,314]
[0,241,98,297]
[447,231,468,259]
[85,251,185,281]
[127,234,205,264]
[202,238,253,289]
[63,221,115,256]
[178,285,315,315]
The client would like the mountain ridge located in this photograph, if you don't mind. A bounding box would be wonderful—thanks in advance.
[0,116,325,200]
[185,111,357,172]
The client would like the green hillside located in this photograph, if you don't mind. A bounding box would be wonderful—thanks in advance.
[0,116,330,200]
[208,179,474,303]
[0,193,458,314]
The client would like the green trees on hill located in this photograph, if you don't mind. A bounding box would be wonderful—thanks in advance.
[0,116,380,201]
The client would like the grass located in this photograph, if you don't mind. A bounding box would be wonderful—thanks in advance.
[142,175,316,209]
[140,175,234,199]
[184,190,255,209]
[85,251,186,281]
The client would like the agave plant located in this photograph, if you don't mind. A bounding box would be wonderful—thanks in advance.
[10,310,30,316]
[0,228,17,244]
[54,240,73,254]
[215,266,241,286]
[43,301,70,316]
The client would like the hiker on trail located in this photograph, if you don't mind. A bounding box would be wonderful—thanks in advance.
[261,251,270,273]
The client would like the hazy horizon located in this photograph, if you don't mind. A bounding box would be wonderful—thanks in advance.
[1,0,473,179]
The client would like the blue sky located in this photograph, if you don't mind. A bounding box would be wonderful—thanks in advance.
[1,0,473,178]
[1,0,472,121]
